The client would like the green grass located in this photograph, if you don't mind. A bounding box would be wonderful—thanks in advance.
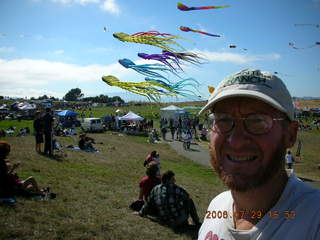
[0,133,225,240]
[291,130,320,181]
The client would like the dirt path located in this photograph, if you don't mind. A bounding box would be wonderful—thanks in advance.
[166,139,211,167]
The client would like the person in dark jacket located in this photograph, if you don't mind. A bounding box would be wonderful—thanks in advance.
[33,111,44,153]
[42,108,54,156]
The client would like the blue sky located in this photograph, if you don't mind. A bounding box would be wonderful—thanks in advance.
[0,0,319,101]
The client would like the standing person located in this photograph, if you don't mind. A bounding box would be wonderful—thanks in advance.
[295,139,302,161]
[161,126,167,141]
[198,69,320,239]
[169,118,176,140]
[33,111,44,153]
[285,150,294,169]
[42,108,54,156]
[136,170,201,230]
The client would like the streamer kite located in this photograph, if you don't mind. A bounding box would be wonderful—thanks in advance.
[289,42,320,49]
[118,58,178,81]
[180,26,221,37]
[162,50,205,66]
[113,31,186,52]
[177,2,230,11]
[137,52,183,72]
[102,75,176,102]
[145,77,202,100]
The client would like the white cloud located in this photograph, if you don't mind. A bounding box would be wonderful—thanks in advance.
[100,0,120,15]
[50,0,100,5]
[0,88,64,99]
[192,49,280,64]
[0,47,15,54]
[76,0,100,4]
[0,58,131,89]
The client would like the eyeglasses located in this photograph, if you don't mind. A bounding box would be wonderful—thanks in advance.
[211,113,285,135]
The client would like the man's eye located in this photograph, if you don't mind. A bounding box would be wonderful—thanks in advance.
[217,118,232,123]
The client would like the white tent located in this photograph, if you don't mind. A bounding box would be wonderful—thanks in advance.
[160,105,183,120]
[119,111,144,121]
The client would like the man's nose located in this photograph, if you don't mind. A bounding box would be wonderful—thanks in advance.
[226,120,250,150]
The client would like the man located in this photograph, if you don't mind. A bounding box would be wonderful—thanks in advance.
[42,108,54,156]
[198,69,320,239]
[137,170,201,230]
[33,111,44,153]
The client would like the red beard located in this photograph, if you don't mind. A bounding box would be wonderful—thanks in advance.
[209,141,286,192]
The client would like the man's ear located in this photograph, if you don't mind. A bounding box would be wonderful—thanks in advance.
[284,120,299,148]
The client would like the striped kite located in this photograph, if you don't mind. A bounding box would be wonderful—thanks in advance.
[177,2,230,11]
[180,26,221,37]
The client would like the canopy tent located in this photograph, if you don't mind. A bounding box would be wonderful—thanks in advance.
[160,105,183,120]
[119,111,144,121]
[175,110,188,115]
[57,110,78,117]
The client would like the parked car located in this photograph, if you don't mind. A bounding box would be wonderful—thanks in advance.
[81,118,104,132]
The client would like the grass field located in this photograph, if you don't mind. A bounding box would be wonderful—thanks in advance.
[0,133,226,240]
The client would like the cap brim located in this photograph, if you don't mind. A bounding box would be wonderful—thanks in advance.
[199,89,291,119]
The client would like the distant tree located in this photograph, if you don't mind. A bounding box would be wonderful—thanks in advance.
[64,88,83,101]
[49,96,58,101]
[38,95,49,100]
[0,96,4,100]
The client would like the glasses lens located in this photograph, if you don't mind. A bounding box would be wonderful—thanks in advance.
[245,114,273,134]
[213,113,233,133]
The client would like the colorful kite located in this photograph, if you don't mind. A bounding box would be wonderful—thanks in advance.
[131,31,173,37]
[137,52,183,72]
[118,58,175,80]
[289,42,320,49]
[162,50,205,66]
[177,2,230,11]
[145,77,202,100]
[180,26,221,37]
[113,31,186,53]
[102,75,176,102]
[208,86,215,94]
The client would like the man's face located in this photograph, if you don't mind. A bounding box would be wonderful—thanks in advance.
[209,97,295,192]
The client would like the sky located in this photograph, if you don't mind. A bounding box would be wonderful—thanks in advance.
[0,0,319,102]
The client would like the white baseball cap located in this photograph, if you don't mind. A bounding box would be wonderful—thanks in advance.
[199,69,294,120]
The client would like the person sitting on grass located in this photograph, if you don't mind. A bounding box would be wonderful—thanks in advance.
[134,170,201,231]
[130,162,161,212]
[0,141,49,197]
[139,162,161,201]
[78,134,97,152]
[144,150,158,167]
[148,129,160,143]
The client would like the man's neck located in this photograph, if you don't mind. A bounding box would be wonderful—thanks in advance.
[231,170,288,230]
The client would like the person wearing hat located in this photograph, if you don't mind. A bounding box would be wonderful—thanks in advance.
[198,69,320,239]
